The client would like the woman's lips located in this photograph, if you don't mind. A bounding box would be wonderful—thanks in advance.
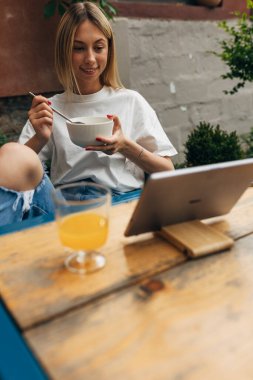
[81,67,98,74]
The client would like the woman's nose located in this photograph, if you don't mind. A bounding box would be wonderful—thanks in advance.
[85,49,96,64]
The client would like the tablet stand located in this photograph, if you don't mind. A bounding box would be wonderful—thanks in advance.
[157,220,234,258]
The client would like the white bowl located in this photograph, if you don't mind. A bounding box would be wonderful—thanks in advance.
[66,116,113,147]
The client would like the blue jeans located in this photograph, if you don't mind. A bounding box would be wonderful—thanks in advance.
[0,173,55,227]
[60,179,142,205]
[0,174,142,231]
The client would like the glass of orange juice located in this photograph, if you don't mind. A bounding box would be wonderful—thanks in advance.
[52,182,111,274]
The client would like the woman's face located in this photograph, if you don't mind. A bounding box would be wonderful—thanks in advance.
[72,20,109,94]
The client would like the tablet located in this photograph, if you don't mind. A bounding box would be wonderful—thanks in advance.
[124,158,253,236]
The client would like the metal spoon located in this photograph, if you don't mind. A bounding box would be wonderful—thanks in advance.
[29,92,84,124]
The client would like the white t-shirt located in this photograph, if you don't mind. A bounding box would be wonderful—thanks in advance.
[19,86,177,192]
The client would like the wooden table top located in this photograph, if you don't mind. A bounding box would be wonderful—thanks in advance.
[1,188,253,379]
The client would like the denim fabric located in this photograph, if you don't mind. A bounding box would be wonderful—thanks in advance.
[60,183,109,202]
[111,188,142,205]
[0,174,142,230]
[0,174,55,227]
[59,179,142,205]
[58,183,142,205]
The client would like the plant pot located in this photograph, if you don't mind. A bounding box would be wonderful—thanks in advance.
[196,0,222,7]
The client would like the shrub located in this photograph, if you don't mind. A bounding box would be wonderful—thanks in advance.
[241,127,253,158]
[183,122,244,167]
[0,131,9,148]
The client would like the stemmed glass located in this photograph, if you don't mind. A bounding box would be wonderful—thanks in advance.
[52,182,111,274]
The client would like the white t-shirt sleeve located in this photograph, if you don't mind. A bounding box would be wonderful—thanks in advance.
[19,120,52,161]
[130,92,177,157]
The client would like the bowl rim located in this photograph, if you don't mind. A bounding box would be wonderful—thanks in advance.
[67,116,113,126]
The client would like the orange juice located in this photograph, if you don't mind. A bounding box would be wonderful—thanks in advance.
[58,212,108,251]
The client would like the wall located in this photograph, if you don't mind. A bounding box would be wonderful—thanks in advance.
[114,17,253,164]
[0,0,61,141]
[0,0,61,97]
[1,17,253,164]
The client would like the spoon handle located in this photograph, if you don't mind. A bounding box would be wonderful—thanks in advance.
[29,92,73,123]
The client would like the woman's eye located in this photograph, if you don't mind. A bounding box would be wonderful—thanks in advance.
[73,46,84,52]
[95,46,104,52]
[73,45,105,53]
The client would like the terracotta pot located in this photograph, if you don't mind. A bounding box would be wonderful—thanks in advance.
[196,0,222,7]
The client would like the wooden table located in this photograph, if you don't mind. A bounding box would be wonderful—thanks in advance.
[1,188,253,380]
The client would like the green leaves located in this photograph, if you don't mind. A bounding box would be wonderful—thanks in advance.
[241,127,253,158]
[99,0,117,19]
[184,122,244,167]
[44,0,57,18]
[247,0,253,9]
[43,0,117,20]
[0,131,8,148]
[216,11,253,94]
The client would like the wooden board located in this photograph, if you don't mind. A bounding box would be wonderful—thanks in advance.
[25,234,253,380]
[0,201,185,329]
[1,188,253,331]
[158,219,234,257]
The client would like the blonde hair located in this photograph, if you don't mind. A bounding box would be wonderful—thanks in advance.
[55,2,123,94]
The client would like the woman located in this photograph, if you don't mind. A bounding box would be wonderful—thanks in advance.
[20,1,176,193]
[1,1,177,227]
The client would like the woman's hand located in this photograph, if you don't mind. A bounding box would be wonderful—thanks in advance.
[86,115,126,155]
[85,114,174,173]
[28,95,53,144]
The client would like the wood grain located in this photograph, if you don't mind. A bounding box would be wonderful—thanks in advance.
[158,220,234,257]
[0,188,253,331]
[0,200,185,329]
[25,234,253,380]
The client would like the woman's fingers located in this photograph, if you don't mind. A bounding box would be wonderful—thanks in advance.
[28,95,53,142]
[31,95,50,107]
[96,134,117,145]
[29,96,53,123]
[85,115,124,155]
[86,141,116,155]
[111,116,121,134]
[107,114,121,134]
[29,94,53,121]
[29,109,53,121]
[29,103,53,118]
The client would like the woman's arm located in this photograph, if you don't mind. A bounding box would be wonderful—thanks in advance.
[86,115,175,173]
[116,139,174,173]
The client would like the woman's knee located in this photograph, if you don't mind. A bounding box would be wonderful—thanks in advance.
[0,142,44,191]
